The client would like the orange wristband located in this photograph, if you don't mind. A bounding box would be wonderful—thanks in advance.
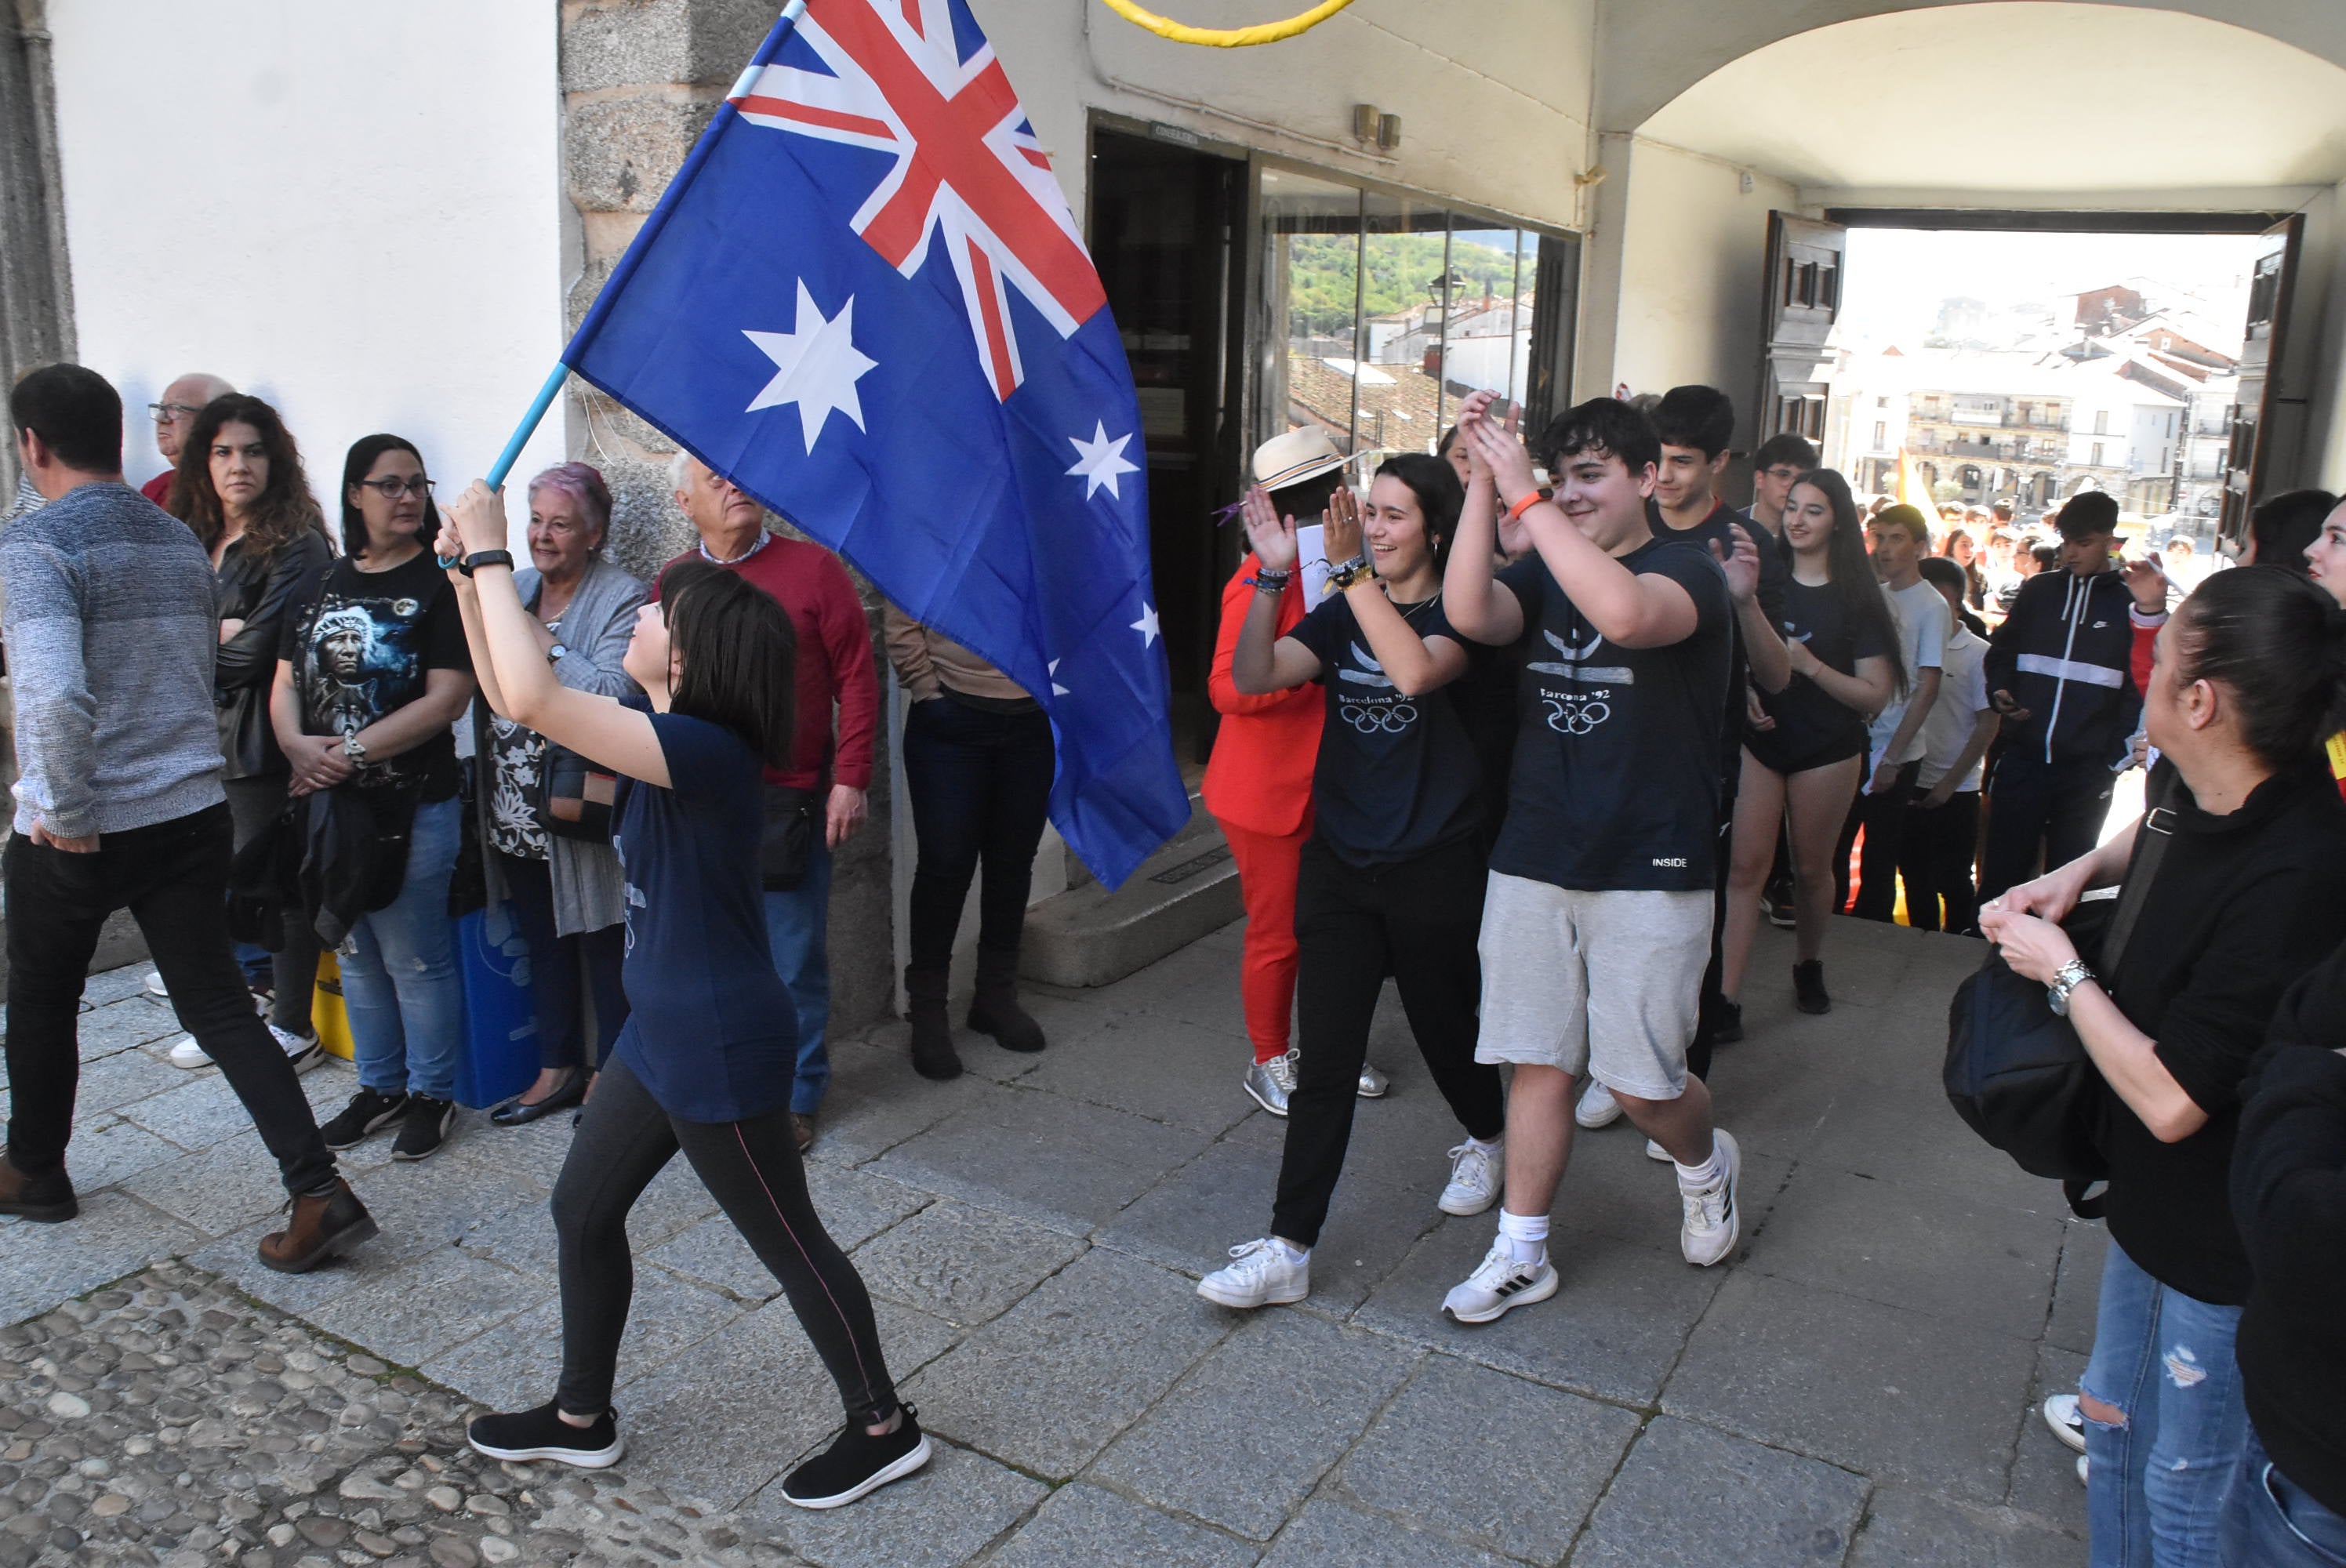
[1505,492,1544,524]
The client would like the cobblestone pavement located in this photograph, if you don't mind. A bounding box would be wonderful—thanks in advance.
[2,917,2094,1565]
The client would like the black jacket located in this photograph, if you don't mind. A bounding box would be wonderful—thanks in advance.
[1983,568,2141,770]
[212,531,332,779]
[2233,1011,2346,1518]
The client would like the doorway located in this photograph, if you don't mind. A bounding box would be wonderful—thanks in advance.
[1088,127,1249,771]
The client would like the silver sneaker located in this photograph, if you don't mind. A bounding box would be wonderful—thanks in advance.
[1197,1238,1309,1309]
[1678,1130,1742,1267]
[1356,1063,1389,1098]
[1442,1240,1558,1323]
[1243,1051,1299,1116]
[1438,1139,1503,1217]
[1574,1080,1622,1128]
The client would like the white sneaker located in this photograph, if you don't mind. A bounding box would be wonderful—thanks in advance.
[1242,1051,1299,1116]
[1678,1130,1742,1267]
[1574,1080,1622,1129]
[143,970,169,998]
[1442,1240,1559,1323]
[2042,1393,2087,1455]
[2075,1454,2090,1486]
[1645,1138,1671,1163]
[272,1024,327,1075]
[1438,1140,1502,1217]
[1196,1238,1309,1309]
[165,1035,212,1069]
[1356,1064,1389,1099]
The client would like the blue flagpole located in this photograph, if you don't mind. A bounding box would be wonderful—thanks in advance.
[442,0,811,568]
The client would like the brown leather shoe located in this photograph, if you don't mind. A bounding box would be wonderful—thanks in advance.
[0,1149,78,1222]
[791,1113,817,1156]
[259,1178,380,1273]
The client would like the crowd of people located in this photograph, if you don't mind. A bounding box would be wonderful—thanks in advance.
[5,359,2345,1561]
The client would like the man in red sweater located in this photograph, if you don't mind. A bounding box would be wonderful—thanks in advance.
[663,455,881,1152]
[140,372,234,505]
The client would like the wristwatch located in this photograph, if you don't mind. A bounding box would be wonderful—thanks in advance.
[459,549,516,577]
[2046,958,2094,1018]
[341,733,370,768]
[1326,554,1374,591]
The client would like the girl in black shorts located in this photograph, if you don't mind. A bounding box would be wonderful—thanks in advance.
[1721,469,1905,1015]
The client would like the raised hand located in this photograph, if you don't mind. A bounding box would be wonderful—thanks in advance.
[1712,525,1762,607]
[1240,485,1300,572]
[1322,485,1364,567]
[448,481,511,557]
[1464,415,1538,503]
[2120,555,2169,614]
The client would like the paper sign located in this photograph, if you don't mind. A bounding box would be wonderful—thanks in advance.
[1295,523,1333,604]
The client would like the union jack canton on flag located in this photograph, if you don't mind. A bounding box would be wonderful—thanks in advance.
[562,0,1189,888]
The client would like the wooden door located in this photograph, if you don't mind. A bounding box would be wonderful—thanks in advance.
[1754,213,1847,449]
[2220,214,2304,550]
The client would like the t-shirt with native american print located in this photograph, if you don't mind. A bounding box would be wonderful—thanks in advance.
[1488,539,1732,892]
[1284,590,1483,868]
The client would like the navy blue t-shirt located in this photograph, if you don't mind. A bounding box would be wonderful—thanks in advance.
[609,703,798,1123]
[1490,538,1733,891]
[1284,591,1482,866]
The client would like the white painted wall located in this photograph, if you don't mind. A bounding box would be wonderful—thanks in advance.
[45,0,565,506]
[1597,138,1795,429]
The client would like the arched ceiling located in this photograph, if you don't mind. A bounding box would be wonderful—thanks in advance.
[1632,2,2346,195]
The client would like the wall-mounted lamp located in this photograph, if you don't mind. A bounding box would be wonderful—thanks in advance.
[1376,112,1401,151]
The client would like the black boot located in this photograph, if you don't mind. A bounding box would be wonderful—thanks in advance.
[968,947,1046,1053]
[1792,960,1831,1015]
[906,966,961,1080]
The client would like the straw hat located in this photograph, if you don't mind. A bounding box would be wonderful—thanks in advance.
[1251,427,1346,492]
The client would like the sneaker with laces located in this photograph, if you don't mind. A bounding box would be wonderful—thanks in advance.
[165,1035,213,1069]
[467,1401,626,1468]
[2042,1393,2087,1455]
[1574,1080,1622,1129]
[1644,1138,1672,1162]
[1679,1129,1742,1266]
[1442,1240,1558,1324]
[1196,1238,1309,1309]
[1437,1140,1502,1217]
[271,1024,326,1074]
[1242,1051,1299,1117]
[392,1095,456,1161]
[321,1087,409,1150]
[778,1406,932,1509]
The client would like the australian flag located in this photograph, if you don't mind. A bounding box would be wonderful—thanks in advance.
[562,0,1187,887]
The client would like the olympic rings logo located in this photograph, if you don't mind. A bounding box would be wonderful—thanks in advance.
[1544,696,1611,735]
[1343,702,1417,734]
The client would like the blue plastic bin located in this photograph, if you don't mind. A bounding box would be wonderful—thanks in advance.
[453,903,539,1109]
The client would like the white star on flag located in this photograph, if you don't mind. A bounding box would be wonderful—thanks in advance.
[1066,422,1140,500]
[1131,603,1160,648]
[1048,659,1070,696]
[743,282,878,453]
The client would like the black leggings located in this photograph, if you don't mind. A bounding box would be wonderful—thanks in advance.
[550,1052,896,1424]
[1271,835,1505,1249]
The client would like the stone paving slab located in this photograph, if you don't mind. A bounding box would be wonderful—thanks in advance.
[848,1199,1088,1327]
[1254,1499,1518,1568]
[985,1482,1261,1568]
[1334,1352,1641,1563]
[2010,1342,2090,1536]
[2047,1222,2107,1356]
[1850,1486,2084,1566]
[1571,1415,1871,1568]
[0,1190,205,1329]
[1089,1310,1419,1541]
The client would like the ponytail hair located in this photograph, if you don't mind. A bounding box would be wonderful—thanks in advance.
[2172,566,2346,769]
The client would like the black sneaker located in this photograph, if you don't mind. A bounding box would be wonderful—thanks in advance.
[1710,999,1745,1044]
[321,1088,409,1150]
[777,1406,932,1510]
[391,1095,456,1162]
[1763,880,1796,929]
[467,1401,625,1468]
[1792,960,1831,1014]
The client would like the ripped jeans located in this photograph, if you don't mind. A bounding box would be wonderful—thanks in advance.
[2082,1240,2247,1568]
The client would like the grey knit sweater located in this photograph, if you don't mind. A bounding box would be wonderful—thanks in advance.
[4,480,226,837]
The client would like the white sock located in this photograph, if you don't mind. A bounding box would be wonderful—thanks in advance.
[1673,1139,1725,1190]
[1495,1209,1548,1265]
[1271,1237,1310,1265]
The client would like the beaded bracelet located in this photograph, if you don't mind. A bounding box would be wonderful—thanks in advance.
[1247,568,1293,590]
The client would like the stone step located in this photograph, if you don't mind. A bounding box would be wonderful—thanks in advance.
[1020,794,1241,989]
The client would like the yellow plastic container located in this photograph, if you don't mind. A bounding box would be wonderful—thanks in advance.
[313,952,354,1062]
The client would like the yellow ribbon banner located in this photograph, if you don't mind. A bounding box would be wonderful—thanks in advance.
[1096,0,1358,48]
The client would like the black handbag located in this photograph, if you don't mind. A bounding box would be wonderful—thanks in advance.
[760,783,819,891]
[1945,786,2177,1191]
[536,742,619,842]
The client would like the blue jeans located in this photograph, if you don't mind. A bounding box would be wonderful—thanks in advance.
[2222,1427,2346,1567]
[761,833,833,1116]
[2083,1240,2248,1568]
[340,793,466,1102]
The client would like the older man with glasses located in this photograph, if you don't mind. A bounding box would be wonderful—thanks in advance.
[140,372,236,505]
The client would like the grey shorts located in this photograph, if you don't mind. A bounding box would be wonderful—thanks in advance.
[1473,871,1713,1100]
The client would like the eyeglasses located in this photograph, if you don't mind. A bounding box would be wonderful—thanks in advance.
[355,477,435,499]
[148,401,204,423]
